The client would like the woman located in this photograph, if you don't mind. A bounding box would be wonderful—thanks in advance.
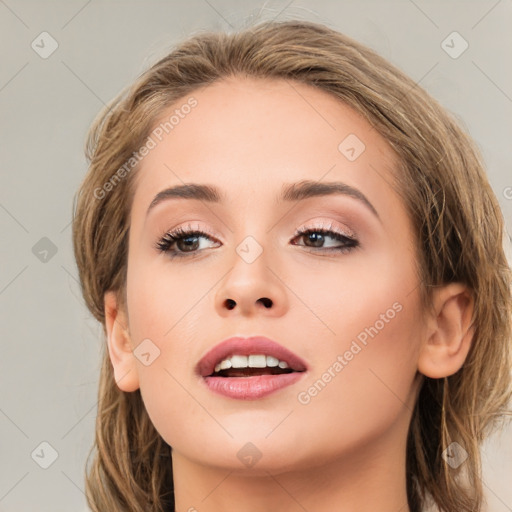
[72,19,512,512]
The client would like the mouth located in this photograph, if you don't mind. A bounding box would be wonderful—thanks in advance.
[197,336,308,400]
[210,354,300,377]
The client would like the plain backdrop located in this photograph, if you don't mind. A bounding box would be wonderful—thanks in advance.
[0,1,511,511]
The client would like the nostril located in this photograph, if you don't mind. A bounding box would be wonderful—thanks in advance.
[259,298,272,308]
[226,299,236,310]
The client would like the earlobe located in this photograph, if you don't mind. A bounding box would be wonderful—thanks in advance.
[104,290,140,392]
[417,283,475,379]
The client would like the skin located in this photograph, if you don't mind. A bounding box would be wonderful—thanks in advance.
[104,76,475,512]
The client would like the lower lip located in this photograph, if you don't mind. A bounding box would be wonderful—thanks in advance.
[203,372,304,400]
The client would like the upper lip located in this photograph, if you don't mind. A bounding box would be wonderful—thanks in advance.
[196,336,309,377]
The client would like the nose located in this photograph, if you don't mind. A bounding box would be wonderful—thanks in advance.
[214,242,289,318]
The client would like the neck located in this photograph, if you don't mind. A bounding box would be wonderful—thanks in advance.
[171,421,411,512]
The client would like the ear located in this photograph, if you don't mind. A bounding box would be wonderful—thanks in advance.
[417,283,475,379]
[104,290,140,392]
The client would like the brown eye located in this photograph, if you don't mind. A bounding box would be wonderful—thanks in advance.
[156,227,220,258]
[292,228,359,253]
[175,234,201,252]
[302,231,326,248]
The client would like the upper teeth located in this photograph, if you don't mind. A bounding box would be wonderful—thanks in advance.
[214,354,289,373]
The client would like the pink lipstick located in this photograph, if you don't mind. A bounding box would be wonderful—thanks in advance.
[196,336,308,400]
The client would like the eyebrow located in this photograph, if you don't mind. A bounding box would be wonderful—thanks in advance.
[146,180,380,220]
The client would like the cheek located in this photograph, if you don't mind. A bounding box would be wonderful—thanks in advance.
[126,253,215,348]
[294,275,422,446]
[125,258,218,445]
[289,307,421,469]
[294,247,422,423]
[293,240,419,357]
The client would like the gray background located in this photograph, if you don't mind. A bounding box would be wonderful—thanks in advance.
[1,1,511,511]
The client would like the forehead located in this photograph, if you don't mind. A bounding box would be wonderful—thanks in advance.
[130,76,400,221]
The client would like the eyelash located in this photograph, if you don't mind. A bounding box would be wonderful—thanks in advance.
[155,222,359,259]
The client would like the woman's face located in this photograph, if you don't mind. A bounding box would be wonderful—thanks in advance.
[121,76,426,472]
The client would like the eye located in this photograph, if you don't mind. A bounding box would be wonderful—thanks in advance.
[155,225,220,258]
[291,224,359,254]
[155,222,359,259]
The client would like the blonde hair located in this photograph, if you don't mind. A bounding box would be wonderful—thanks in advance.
[72,19,512,512]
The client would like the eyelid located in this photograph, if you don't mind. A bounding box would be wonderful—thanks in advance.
[161,221,217,238]
[160,218,357,243]
[295,219,357,240]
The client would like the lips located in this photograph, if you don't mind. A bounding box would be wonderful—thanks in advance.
[196,336,308,400]
[196,336,308,378]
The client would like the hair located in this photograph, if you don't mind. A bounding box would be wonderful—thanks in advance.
[72,18,512,512]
